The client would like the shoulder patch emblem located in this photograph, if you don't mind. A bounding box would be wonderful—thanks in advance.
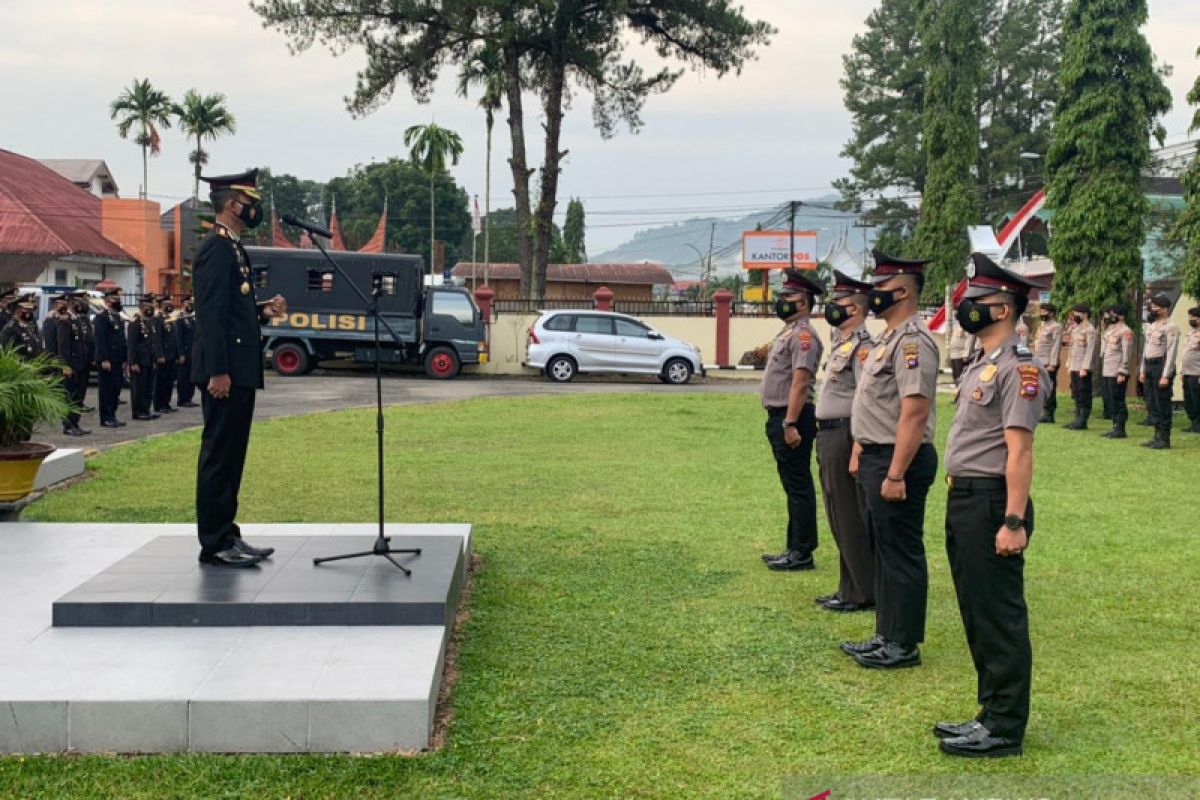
[857,347,869,363]
[797,330,812,351]
[1018,365,1040,400]
[903,341,919,369]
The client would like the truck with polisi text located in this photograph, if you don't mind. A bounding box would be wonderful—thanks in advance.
[245,247,488,379]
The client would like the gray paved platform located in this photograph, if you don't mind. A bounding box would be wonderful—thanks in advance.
[0,522,470,754]
[53,534,463,627]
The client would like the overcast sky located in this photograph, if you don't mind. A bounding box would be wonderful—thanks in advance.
[2,0,1197,254]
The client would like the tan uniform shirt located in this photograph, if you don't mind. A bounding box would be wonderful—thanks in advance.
[815,323,873,420]
[760,317,824,409]
[1140,318,1181,377]
[1033,319,1063,369]
[851,314,939,445]
[1100,322,1134,377]
[1067,320,1097,372]
[1015,319,1029,348]
[946,335,1049,478]
[1182,327,1200,377]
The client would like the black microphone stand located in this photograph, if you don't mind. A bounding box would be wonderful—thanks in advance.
[293,228,420,575]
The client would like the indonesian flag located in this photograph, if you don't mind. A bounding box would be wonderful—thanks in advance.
[472,195,482,236]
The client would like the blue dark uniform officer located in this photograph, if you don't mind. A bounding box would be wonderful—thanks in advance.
[175,294,198,407]
[192,168,287,567]
[936,253,1050,758]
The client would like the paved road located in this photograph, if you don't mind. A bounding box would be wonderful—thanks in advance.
[35,369,758,452]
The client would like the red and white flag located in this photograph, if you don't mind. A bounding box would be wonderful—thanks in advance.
[472,195,482,236]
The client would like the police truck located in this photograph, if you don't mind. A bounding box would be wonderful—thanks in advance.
[246,247,488,379]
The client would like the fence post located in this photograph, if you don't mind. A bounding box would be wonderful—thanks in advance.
[593,286,614,311]
[713,289,734,368]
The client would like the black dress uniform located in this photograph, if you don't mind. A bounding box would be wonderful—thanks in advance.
[94,290,128,427]
[938,253,1050,759]
[41,301,65,358]
[176,296,198,406]
[56,298,93,435]
[193,169,276,566]
[153,297,180,413]
[126,297,163,420]
[0,295,44,358]
[0,287,17,331]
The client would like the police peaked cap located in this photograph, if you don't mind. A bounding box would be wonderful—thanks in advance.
[15,293,36,309]
[780,268,825,296]
[830,269,872,299]
[963,253,1039,299]
[869,249,931,284]
[200,168,261,201]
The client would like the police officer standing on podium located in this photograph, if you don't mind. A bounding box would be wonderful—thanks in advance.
[760,268,825,571]
[842,250,939,669]
[192,169,287,568]
[814,270,875,612]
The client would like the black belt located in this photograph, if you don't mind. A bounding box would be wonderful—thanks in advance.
[858,443,893,454]
[817,417,849,431]
[946,475,1006,491]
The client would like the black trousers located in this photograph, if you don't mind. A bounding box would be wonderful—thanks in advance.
[1142,358,1172,441]
[1069,371,1092,420]
[946,484,1034,741]
[196,385,257,554]
[1043,370,1058,418]
[1100,376,1128,424]
[63,368,88,428]
[1184,375,1200,425]
[97,363,124,422]
[130,363,154,415]
[765,403,819,556]
[1099,374,1113,419]
[950,358,966,384]
[857,442,938,646]
[816,424,873,605]
[177,362,196,405]
[154,359,177,410]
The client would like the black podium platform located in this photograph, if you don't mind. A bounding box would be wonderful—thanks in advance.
[52,535,463,627]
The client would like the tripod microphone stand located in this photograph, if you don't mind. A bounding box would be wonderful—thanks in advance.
[292,226,421,575]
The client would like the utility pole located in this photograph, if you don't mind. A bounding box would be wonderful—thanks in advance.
[705,221,716,284]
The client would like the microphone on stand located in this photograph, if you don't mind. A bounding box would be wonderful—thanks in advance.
[281,213,332,240]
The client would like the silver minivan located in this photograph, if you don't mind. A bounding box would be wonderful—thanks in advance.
[524,310,705,383]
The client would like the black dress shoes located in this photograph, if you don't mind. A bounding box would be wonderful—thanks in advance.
[63,426,90,437]
[178,401,198,408]
[232,536,275,558]
[822,597,872,613]
[933,719,982,739]
[938,723,1022,758]
[852,641,921,669]
[81,405,95,413]
[156,406,177,414]
[199,549,264,568]
[840,634,884,655]
[766,550,815,571]
[133,413,161,421]
[762,551,785,563]
[100,419,126,428]
[814,593,839,605]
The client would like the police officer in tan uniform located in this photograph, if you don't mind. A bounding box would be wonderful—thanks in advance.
[1182,307,1200,434]
[1098,304,1134,438]
[1138,293,1181,449]
[1063,304,1097,430]
[1033,304,1063,423]
[842,251,939,669]
[814,270,875,612]
[760,268,826,571]
[936,253,1049,759]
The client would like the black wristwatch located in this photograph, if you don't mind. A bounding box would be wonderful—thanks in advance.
[1003,514,1026,531]
[783,420,799,429]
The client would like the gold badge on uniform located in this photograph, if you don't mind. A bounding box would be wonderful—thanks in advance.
[241,282,251,295]
[971,387,984,401]
[838,341,854,355]
[875,346,886,361]
[979,364,998,384]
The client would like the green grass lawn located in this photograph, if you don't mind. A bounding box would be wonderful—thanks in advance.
[4,392,1199,799]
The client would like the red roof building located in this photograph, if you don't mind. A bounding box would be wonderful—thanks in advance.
[451,261,674,301]
[0,148,140,288]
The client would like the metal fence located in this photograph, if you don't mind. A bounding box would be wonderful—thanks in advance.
[490,298,776,318]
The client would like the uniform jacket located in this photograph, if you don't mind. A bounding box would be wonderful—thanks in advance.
[1,318,45,359]
[191,224,268,389]
[176,315,196,362]
[126,314,163,367]
[56,314,91,371]
[41,316,62,357]
[155,315,180,360]
[94,309,128,365]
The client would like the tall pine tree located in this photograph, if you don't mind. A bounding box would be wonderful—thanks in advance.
[1046,0,1171,313]
[1169,48,1200,298]
[562,198,587,264]
[910,0,985,300]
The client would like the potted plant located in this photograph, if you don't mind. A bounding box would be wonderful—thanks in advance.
[0,345,73,502]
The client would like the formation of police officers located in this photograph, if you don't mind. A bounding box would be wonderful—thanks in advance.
[761,251,1053,759]
[0,285,198,433]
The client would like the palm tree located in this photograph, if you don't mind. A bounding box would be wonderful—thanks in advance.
[174,90,238,200]
[404,122,464,274]
[109,78,174,199]
[457,47,505,283]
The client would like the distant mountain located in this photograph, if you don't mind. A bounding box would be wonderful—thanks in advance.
[592,198,876,279]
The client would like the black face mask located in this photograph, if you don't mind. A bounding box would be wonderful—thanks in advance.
[20,310,33,321]
[108,300,122,311]
[1145,310,1157,323]
[141,307,155,317]
[955,298,1003,335]
[774,296,799,321]
[238,200,264,229]
[824,302,852,327]
[184,304,194,313]
[1190,318,1199,329]
[868,287,903,316]
[73,303,87,314]
[1072,314,1084,324]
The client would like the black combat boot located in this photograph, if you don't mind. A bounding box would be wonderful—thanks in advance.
[1108,421,1127,439]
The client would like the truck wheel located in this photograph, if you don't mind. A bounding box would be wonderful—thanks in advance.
[546,355,577,382]
[424,347,461,379]
[662,358,693,385]
[273,342,309,377]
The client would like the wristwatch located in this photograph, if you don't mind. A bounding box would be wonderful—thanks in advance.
[783,420,799,429]
[1003,514,1026,531]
